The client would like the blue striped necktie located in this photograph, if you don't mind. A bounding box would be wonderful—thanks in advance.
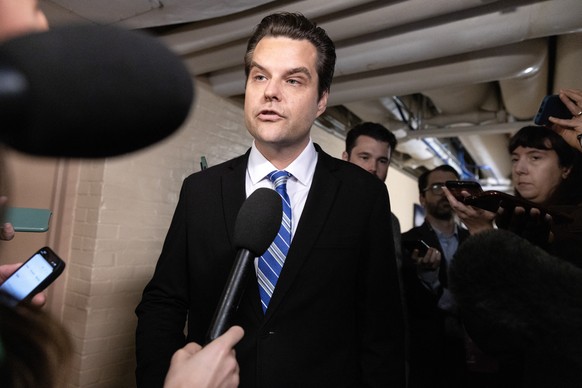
[257,170,292,313]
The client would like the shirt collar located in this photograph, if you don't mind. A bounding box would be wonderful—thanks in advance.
[428,221,460,239]
[248,139,317,187]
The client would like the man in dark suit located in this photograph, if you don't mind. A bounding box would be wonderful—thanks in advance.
[341,122,402,266]
[342,122,409,383]
[135,12,405,388]
[401,165,470,388]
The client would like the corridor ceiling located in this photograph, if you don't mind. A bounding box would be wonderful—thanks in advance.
[40,0,582,188]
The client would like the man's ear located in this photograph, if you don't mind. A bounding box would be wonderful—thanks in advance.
[316,91,329,116]
[341,151,349,161]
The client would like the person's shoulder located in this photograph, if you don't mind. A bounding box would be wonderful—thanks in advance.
[184,153,248,184]
[315,146,384,187]
[402,224,424,238]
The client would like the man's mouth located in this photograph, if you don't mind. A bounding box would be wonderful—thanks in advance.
[258,109,282,120]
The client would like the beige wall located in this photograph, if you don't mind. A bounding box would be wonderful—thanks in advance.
[2,79,418,387]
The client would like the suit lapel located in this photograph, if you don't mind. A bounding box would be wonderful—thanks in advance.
[222,153,248,243]
[264,147,341,319]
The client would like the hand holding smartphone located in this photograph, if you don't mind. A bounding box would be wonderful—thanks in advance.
[445,180,483,201]
[402,239,430,257]
[0,247,65,307]
[534,94,573,126]
[444,180,573,224]
[463,191,573,224]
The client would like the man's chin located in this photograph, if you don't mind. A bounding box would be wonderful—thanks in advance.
[433,209,454,220]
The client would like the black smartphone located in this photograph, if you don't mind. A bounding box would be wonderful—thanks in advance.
[445,180,483,201]
[463,191,573,224]
[0,247,66,307]
[402,239,430,257]
[534,94,572,126]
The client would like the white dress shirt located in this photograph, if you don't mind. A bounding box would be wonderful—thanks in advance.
[245,139,317,240]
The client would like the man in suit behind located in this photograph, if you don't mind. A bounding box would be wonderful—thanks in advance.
[401,165,470,387]
[135,12,405,388]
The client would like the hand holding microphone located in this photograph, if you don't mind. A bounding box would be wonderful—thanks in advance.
[165,326,244,388]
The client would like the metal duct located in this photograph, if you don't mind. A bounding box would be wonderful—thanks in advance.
[553,32,582,91]
[326,39,546,106]
[178,0,499,74]
[206,0,582,100]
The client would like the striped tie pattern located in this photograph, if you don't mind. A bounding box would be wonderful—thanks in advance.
[257,170,292,313]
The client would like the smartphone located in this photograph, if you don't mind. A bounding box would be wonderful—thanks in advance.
[0,247,65,307]
[402,239,430,257]
[534,94,572,126]
[463,191,573,224]
[445,180,483,201]
[3,207,52,232]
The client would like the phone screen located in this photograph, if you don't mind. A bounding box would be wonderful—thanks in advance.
[0,248,65,307]
[0,254,53,302]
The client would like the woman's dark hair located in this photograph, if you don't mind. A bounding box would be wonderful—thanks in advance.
[509,125,581,206]
[244,12,336,100]
[0,300,72,387]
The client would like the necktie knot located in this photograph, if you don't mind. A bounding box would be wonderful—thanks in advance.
[268,170,291,192]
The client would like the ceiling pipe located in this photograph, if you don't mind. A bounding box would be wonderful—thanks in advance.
[423,111,504,127]
[499,45,549,120]
[205,0,582,97]
[158,0,377,55]
[553,32,582,91]
[325,39,546,107]
[457,134,513,180]
[423,84,497,115]
[207,39,545,100]
[333,0,582,77]
[178,0,499,74]
[403,121,529,139]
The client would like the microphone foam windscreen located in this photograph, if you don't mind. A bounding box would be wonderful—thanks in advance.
[233,188,282,255]
[449,229,582,357]
[0,25,194,157]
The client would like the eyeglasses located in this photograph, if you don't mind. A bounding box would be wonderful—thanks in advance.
[422,183,444,195]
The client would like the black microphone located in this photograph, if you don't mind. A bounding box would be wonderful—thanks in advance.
[0,25,194,158]
[206,188,282,342]
[449,229,582,386]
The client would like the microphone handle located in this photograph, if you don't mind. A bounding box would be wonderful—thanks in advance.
[206,249,254,343]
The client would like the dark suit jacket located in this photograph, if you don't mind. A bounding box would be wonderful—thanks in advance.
[401,221,470,388]
[135,145,405,388]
